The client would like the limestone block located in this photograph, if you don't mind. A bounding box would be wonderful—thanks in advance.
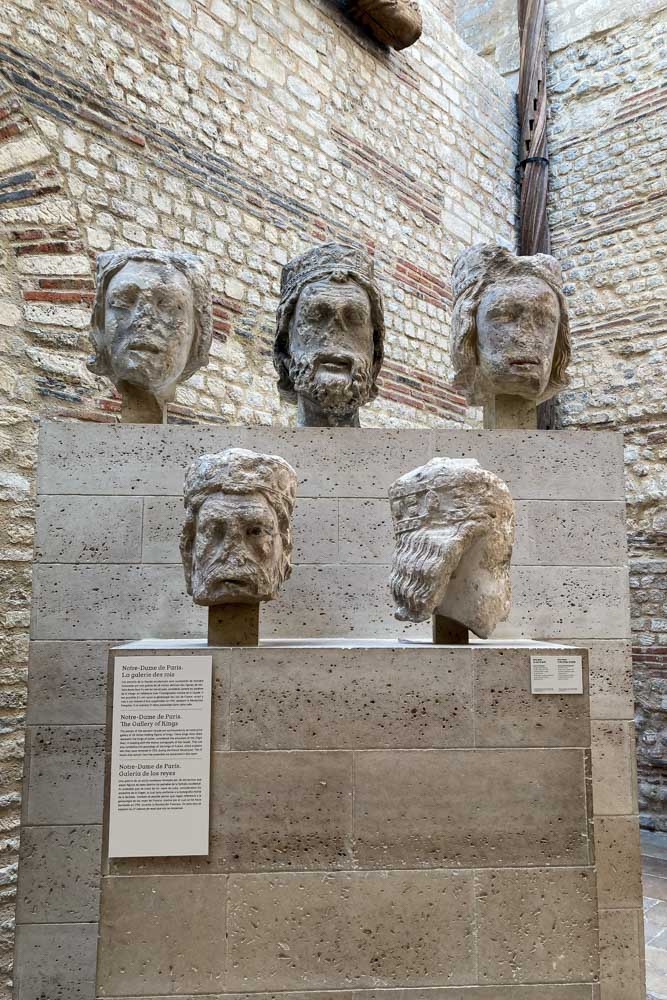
[353,749,591,868]
[141,497,181,563]
[27,641,110,725]
[96,875,226,996]
[16,824,102,922]
[510,566,630,639]
[594,816,643,909]
[559,639,634,720]
[473,647,590,747]
[512,501,626,566]
[226,870,475,990]
[13,922,98,1000]
[34,496,143,563]
[23,725,105,825]
[112,989,596,1000]
[228,646,473,750]
[475,868,599,984]
[598,908,645,1000]
[590,721,638,815]
[339,498,392,563]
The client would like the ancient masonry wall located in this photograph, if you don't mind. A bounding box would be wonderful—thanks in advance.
[0,0,516,991]
[456,0,667,833]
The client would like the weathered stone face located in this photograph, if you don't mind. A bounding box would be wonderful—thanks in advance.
[103,260,195,398]
[288,277,375,426]
[476,275,560,401]
[389,457,515,639]
[345,0,422,50]
[180,448,297,608]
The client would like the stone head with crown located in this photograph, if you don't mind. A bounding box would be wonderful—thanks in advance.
[274,242,385,427]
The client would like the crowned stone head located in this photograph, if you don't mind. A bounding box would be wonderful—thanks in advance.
[450,243,571,406]
[274,241,385,427]
[180,448,298,607]
[389,457,515,639]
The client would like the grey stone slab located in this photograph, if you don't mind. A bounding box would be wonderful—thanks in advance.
[229,646,473,750]
[96,874,227,996]
[432,429,624,500]
[23,725,105,825]
[339,498,393,563]
[354,749,591,868]
[38,422,623,500]
[226,869,475,990]
[473,647,591,747]
[598,908,645,1000]
[14,921,98,1000]
[476,867,599,984]
[595,815,643,909]
[112,989,595,1000]
[509,566,630,639]
[591,720,638,815]
[141,496,181,563]
[27,641,111,725]
[512,501,627,566]
[16,824,102,922]
[34,495,143,563]
[559,639,634,720]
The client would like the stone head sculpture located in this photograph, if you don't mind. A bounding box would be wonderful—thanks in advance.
[180,448,297,607]
[343,0,422,50]
[274,242,385,427]
[389,457,515,639]
[88,248,212,419]
[451,244,571,407]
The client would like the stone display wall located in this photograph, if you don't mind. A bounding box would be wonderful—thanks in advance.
[0,1,517,992]
[455,0,667,834]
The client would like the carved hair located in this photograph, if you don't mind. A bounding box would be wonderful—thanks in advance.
[88,248,212,385]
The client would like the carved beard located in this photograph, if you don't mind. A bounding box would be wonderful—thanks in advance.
[390,528,462,624]
[288,356,374,417]
[193,552,283,605]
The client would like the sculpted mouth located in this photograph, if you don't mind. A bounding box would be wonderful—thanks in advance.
[509,357,540,367]
[317,354,352,374]
[127,339,161,354]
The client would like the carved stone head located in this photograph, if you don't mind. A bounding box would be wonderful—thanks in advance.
[343,0,422,50]
[88,248,212,402]
[274,242,384,427]
[389,457,515,639]
[451,244,571,406]
[180,448,297,607]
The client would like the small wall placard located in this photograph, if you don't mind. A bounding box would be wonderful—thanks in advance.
[109,655,212,858]
[530,654,584,695]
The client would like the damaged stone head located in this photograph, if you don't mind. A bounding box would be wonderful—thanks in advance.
[389,457,515,639]
[451,244,571,406]
[274,242,385,427]
[88,248,212,404]
[342,0,422,50]
[180,448,297,607]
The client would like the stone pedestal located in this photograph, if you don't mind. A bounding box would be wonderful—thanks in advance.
[95,638,599,999]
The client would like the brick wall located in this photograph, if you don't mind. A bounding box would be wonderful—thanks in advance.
[456,0,667,835]
[0,0,517,990]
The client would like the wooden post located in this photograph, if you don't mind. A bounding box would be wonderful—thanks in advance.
[208,603,260,647]
[432,613,469,645]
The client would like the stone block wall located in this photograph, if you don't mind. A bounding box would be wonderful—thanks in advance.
[0,1,518,991]
[455,0,667,833]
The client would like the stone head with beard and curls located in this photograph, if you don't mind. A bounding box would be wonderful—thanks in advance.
[180,448,297,607]
[274,242,385,427]
[389,457,515,639]
[451,243,571,407]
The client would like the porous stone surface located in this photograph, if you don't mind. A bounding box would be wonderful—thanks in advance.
[180,448,297,606]
[389,457,515,638]
[451,243,571,410]
[274,242,384,427]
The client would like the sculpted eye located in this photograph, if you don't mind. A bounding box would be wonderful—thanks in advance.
[247,525,264,538]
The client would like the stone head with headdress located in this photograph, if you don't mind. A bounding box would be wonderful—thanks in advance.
[88,247,212,403]
[180,448,297,607]
[389,457,515,639]
[450,243,571,406]
[274,242,385,426]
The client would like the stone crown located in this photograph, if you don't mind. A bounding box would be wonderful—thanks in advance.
[451,243,564,301]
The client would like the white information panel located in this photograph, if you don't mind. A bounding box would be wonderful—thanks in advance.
[530,655,584,695]
[109,655,212,858]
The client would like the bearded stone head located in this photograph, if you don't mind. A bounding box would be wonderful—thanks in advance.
[389,457,515,639]
[88,248,212,403]
[451,244,571,406]
[274,242,385,427]
[180,448,297,607]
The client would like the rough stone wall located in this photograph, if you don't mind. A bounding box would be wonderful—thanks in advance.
[0,0,517,992]
[456,0,667,835]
